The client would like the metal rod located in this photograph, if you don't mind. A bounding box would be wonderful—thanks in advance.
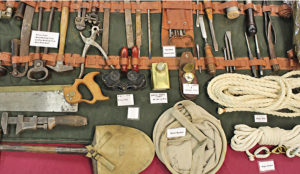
[147,9,151,59]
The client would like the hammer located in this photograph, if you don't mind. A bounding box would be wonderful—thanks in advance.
[47,4,73,72]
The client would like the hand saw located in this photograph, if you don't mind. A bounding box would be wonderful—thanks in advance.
[0,72,109,112]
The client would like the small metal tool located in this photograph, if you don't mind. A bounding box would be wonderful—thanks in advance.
[136,0,142,53]
[196,44,202,74]
[79,26,114,78]
[75,4,87,31]
[224,31,236,72]
[254,34,263,76]
[223,48,229,72]
[27,6,49,81]
[1,112,87,135]
[148,9,152,59]
[199,14,216,75]
[204,0,218,51]
[196,0,200,27]
[244,33,258,78]
[263,0,279,72]
[102,1,110,54]
[124,0,134,48]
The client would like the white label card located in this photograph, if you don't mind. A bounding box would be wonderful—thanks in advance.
[150,93,168,104]
[183,84,199,95]
[117,94,134,106]
[167,127,186,138]
[163,46,176,57]
[254,115,268,123]
[258,160,275,172]
[127,107,140,120]
[30,30,59,48]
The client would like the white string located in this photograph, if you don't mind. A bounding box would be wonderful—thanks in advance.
[231,124,300,160]
[207,71,300,117]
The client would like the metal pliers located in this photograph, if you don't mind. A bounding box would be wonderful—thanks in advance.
[79,25,114,78]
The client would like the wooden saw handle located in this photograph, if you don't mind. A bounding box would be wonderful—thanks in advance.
[64,72,109,104]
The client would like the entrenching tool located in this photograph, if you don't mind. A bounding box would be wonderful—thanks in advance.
[0,125,155,174]
[79,26,114,79]
[124,0,134,48]
[27,5,49,81]
[0,72,108,112]
[199,14,216,75]
[1,112,87,135]
[224,31,236,72]
[204,0,218,51]
[263,0,279,72]
[245,0,257,36]
[244,33,258,78]
[47,5,73,72]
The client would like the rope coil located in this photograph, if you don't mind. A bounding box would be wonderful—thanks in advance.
[207,71,300,117]
[231,124,300,161]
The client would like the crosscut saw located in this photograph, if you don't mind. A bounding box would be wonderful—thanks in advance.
[0,72,109,112]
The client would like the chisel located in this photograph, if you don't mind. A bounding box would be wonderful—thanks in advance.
[199,14,216,75]
[204,0,218,51]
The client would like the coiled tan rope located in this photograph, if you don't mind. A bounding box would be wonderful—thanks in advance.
[207,71,300,117]
[231,124,300,161]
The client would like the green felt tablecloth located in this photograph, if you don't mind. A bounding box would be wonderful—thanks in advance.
[0,4,298,144]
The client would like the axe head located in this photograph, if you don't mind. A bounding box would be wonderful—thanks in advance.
[47,61,73,72]
[88,125,155,174]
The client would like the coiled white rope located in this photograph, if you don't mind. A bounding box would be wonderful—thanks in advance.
[207,71,300,117]
[231,124,300,161]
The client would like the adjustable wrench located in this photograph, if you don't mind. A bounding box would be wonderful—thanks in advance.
[75,3,87,31]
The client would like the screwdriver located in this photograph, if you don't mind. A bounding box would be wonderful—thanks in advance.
[244,33,258,78]
[254,34,263,76]
[245,0,257,36]
[204,0,218,52]
[199,14,216,75]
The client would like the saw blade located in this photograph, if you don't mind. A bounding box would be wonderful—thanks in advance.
[0,85,78,112]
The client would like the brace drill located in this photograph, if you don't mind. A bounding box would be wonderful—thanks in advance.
[79,26,114,78]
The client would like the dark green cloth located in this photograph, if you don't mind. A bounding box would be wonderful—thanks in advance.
[0,9,298,144]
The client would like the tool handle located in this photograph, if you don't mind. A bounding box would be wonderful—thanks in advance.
[0,144,88,155]
[131,46,139,72]
[120,47,129,73]
[59,6,69,56]
[246,8,257,36]
[48,115,88,130]
[204,43,216,75]
[64,72,109,104]
[204,0,213,20]
[14,2,26,20]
